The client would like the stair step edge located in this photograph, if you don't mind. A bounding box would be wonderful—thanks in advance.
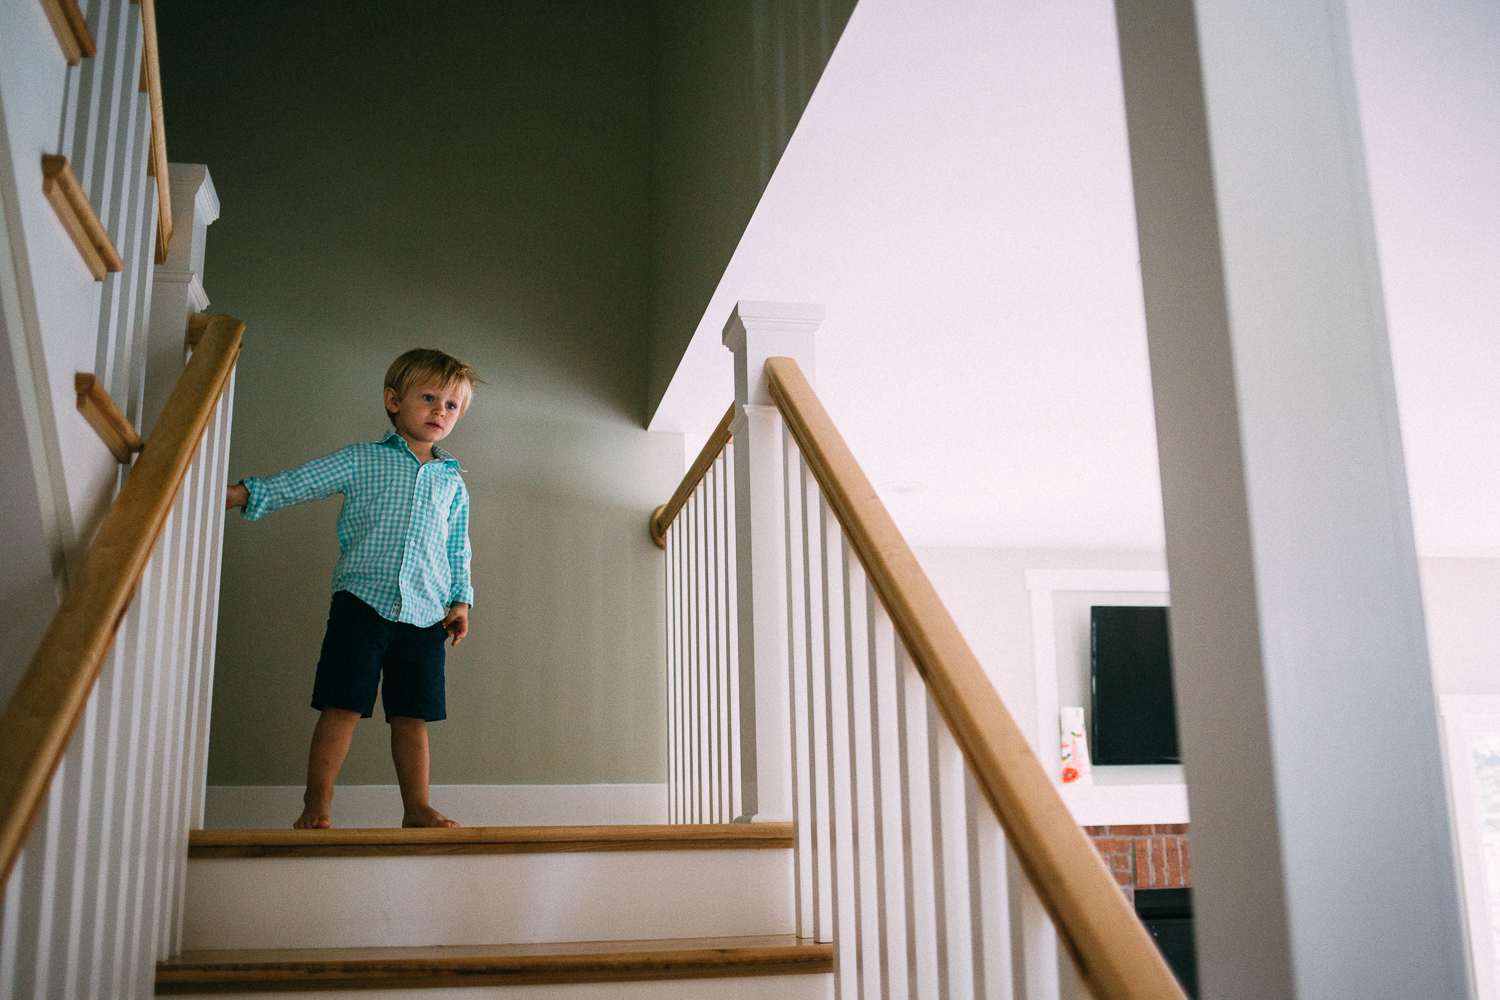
[156,936,833,993]
[189,822,794,858]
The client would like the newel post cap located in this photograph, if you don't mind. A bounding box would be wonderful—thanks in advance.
[722,301,824,406]
[721,301,826,351]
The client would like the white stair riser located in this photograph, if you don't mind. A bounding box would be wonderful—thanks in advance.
[175,974,834,999]
[182,850,795,950]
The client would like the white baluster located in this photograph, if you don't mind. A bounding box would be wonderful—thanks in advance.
[844,552,882,999]
[82,638,128,998]
[54,680,99,996]
[967,768,1013,1000]
[784,427,815,940]
[170,406,224,952]
[189,387,235,829]
[158,438,206,955]
[701,469,715,821]
[40,719,85,997]
[136,491,178,984]
[698,480,712,821]
[125,507,175,992]
[675,495,688,823]
[684,501,695,823]
[1010,847,1062,1000]
[707,463,724,822]
[142,485,188,974]
[21,751,68,996]
[932,709,975,998]
[104,549,159,998]
[711,456,728,821]
[819,504,856,997]
[683,488,695,822]
[672,515,684,821]
[696,481,711,821]
[678,514,690,824]
[869,593,910,999]
[898,648,940,997]
[688,486,702,823]
[800,460,833,944]
[722,442,741,822]
[677,507,688,824]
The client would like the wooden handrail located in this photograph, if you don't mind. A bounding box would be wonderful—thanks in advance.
[40,0,96,65]
[42,155,124,281]
[0,314,243,887]
[75,373,144,461]
[649,403,735,549]
[765,357,1186,1000]
[137,0,173,264]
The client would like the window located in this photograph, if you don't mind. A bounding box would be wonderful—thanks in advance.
[1441,697,1500,999]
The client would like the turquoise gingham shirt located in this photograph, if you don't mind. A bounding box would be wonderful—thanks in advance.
[241,430,473,627]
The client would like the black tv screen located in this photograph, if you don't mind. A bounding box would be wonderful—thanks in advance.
[1091,606,1180,765]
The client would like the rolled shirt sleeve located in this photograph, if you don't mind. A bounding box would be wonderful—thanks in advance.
[447,482,474,607]
[241,447,354,521]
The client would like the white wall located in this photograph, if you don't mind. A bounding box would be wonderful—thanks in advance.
[915,547,1500,745]
[911,546,1167,751]
[652,0,1500,563]
[1421,558,1500,698]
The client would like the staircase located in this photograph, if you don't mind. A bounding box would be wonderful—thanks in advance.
[155,824,833,996]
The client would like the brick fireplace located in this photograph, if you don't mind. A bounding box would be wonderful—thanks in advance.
[1085,824,1191,902]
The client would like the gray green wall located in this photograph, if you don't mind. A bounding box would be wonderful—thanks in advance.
[160,0,856,788]
[163,2,679,787]
[646,0,858,417]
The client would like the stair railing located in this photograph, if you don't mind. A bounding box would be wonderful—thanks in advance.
[0,314,242,995]
[653,302,1186,999]
[652,404,741,823]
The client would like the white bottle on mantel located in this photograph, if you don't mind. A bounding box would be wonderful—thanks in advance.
[1060,707,1093,786]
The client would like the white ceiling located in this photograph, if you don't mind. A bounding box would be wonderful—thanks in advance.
[648,0,1500,557]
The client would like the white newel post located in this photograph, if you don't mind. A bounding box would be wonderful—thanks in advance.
[143,164,220,433]
[724,301,824,824]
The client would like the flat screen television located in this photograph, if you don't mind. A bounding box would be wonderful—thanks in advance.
[1090,606,1180,765]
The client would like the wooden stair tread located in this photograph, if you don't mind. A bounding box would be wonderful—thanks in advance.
[156,935,832,992]
[189,822,793,858]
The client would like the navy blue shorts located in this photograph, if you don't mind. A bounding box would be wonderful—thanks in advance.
[311,591,447,722]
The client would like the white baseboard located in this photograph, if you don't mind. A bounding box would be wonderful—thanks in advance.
[203,783,668,829]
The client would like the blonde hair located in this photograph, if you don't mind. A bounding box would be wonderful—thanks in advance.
[383,349,483,426]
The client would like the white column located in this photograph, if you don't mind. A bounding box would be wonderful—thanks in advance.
[724,300,823,823]
[1114,3,1469,998]
[142,164,219,434]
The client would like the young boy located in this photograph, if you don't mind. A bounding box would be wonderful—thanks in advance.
[226,349,480,830]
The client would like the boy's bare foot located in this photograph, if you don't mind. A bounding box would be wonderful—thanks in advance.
[294,806,332,829]
[402,804,459,828]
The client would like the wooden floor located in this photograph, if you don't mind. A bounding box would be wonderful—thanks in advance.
[188,823,795,859]
[155,935,833,993]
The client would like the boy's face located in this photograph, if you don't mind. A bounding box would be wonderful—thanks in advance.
[385,378,468,448]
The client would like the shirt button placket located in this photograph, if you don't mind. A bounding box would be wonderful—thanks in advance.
[398,462,423,621]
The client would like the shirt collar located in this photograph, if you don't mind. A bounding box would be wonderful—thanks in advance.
[378,429,465,471]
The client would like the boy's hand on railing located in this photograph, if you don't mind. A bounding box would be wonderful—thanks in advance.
[442,603,469,646]
[225,483,249,510]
